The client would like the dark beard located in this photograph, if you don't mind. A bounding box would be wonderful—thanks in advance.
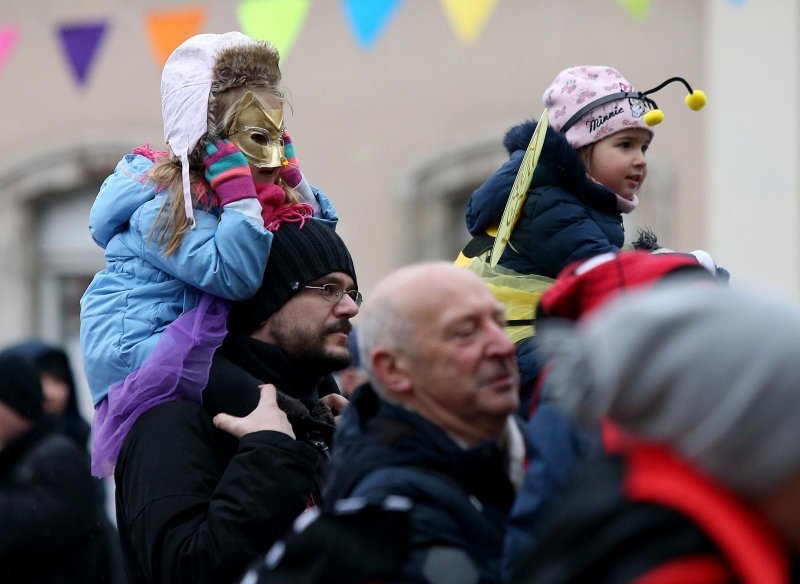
[294,343,352,375]
[290,319,353,375]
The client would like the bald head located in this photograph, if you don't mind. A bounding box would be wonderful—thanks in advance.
[357,262,519,445]
[358,262,491,374]
[373,262,478,302]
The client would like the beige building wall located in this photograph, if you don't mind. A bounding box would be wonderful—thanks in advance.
[707,0,800,296]
[1,0,794,411]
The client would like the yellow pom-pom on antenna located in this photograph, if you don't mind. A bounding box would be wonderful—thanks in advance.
[643,109,664,126]
[685,90,707,111]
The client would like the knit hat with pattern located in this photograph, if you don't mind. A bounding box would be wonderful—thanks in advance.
[228,220,357,334]
[543,65,655,149]
[537,251,713,322]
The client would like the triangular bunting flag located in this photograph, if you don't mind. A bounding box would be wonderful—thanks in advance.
[0,25,19,78]
[145,6,206,67]
[238,0,311,58]
[342,0,402,50]
[616,0,652,22]
[58,22,108,87]
[440,0,498,45]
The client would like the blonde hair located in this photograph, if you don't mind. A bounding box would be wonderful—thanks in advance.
[578,143,595,177]
[149,84,300,256]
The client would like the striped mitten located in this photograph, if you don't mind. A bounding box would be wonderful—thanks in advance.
[203,139,257,205]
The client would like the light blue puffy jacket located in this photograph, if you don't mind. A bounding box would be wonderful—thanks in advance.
[80,153,338,405]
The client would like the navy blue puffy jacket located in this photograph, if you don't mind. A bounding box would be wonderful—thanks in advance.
[466,119,625,279]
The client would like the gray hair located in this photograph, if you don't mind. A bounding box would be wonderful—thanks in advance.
[539,282,800,499]
[356,293,413,396]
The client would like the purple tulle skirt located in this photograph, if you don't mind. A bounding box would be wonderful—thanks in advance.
[91,294,229,477]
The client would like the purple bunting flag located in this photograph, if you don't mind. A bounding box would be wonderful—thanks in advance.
[58,21,108,87]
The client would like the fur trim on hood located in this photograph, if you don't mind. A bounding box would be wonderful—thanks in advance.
[503,119,594,199]
[211,42,281,94]
[466,118,618,237]
[204,41,283,150]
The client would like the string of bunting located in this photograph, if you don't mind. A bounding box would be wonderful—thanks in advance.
[0,0,746,87]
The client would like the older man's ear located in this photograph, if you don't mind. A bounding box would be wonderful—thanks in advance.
[371,349,412,397]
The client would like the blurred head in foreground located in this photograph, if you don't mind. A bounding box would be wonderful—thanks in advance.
[540,282,800,550]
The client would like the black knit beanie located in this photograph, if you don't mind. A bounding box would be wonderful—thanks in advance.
[228,220,357,335]
[0,353,43,420]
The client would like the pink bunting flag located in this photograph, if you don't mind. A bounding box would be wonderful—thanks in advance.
[58,22,108,87]
[0,25,19,78]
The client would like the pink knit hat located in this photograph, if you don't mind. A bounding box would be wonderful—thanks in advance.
[543,66,655,149]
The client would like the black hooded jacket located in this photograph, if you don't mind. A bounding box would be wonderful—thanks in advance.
[324,385,520,583]
[114,334,338,584]
[0,417,120,583]
[4,340,91,449]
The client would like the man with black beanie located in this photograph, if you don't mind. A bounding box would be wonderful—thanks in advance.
[0,352,120,582]
[114,219,360,584]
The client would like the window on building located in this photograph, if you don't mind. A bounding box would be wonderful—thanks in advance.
[34,187,105,421]
[402,139,507,263]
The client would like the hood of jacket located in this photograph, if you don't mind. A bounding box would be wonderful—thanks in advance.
[504,118,592,197]
[467,119,617,236]
[2,340,83,419]
[89,153,160,249]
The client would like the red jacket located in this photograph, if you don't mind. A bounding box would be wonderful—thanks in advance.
[509,440,793,584]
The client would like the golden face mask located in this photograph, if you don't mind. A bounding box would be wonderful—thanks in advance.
[228,91,286,168]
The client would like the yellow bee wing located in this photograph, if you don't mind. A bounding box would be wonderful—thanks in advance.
[489,109,549,268]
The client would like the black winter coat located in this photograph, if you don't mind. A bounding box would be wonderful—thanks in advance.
[115,334,338,584]
[0,419,119,583]
[324,385,520,584]
[466,119,624,278]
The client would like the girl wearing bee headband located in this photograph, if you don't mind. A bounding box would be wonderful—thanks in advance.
[466,65,709,279]
[80,32,338,476]
[461,65,710,412]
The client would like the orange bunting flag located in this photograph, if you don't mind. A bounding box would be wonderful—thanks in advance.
[439,0,499,45]
[0,25,20,78]
[145,6,206,67]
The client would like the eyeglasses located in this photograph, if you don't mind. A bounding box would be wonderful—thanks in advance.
[304,283,363,307]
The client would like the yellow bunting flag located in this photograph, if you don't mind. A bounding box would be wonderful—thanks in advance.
[617,0,652,22]
[145,6,206,67]
[439,0,499,45]
[238,0,311,58]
